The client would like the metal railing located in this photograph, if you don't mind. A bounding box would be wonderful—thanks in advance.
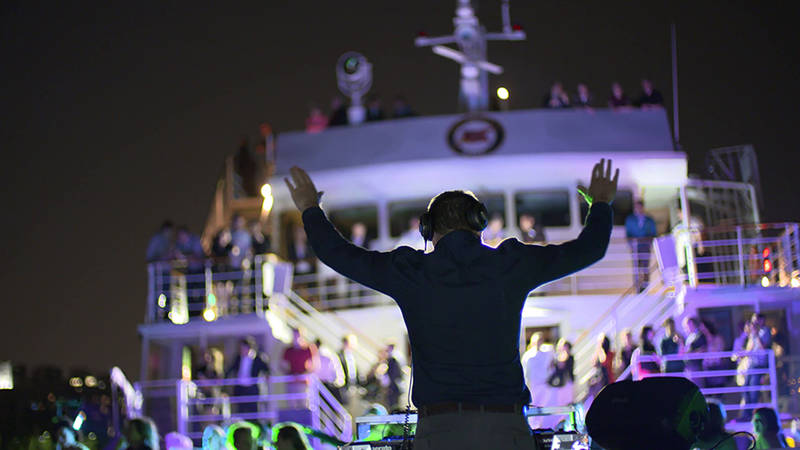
[293,236,657,311]
[146,223,798,319]
[627,350,779,415]
[137,374,352,445]
[572,283,677,402]
[110,367,143,437]
[269,291,384,372]
[675,222,800,288]
[146,254,291,323]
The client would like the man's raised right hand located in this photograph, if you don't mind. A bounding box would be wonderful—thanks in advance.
[577,158,619,206]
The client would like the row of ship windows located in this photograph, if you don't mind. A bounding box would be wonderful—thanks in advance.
[316,189,634,240]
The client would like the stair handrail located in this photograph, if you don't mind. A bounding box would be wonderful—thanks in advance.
[312,377,353,442]
[110,366,143,437]
[270,290,382,370]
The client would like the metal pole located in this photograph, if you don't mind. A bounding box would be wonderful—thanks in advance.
[737,226,745,286]
[748,184,761,224]
[501,0,512,33]
[679,186,696,287]
[793,224,800,275]
[671,23,680,149]
[147,264,155,323]
[255,255,263,314]
[204,260,212,315]
[177,379,188,436]
[111,381,119,438]
[769,350,778,413]
[140,338,149,385]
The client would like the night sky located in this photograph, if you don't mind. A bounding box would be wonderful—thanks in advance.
[2,1,799,379]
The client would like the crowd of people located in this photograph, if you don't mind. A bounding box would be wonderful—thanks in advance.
[584,312,789,423]
[542,78,664,111]
[187,329,407,428]
[304,79,663,133]
[305,95,417,133]
[519,314,796,447]
[50,414,313,450]
[521,333,574,429]
[146,216,273,317]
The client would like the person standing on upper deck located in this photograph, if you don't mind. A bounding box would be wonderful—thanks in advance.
[636,78,664,110]
[625,200,657,292]
[284,159,618,450]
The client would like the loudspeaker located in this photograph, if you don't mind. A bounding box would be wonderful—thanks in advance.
[585,377,707,450]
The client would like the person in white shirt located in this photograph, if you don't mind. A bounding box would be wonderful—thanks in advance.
[521,333,555,428]
[314,338,345,402]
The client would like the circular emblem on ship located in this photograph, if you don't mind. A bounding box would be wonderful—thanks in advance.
[447,116,504,156]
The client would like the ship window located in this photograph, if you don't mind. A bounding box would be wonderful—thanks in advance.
[389,193,505,237]
[515,190,571,227]
[579,189,633,226]
[389,198,430,237]
[328,205,379,243]
[474,192,505,222]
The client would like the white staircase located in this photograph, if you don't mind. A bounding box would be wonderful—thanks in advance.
[571,280,683,401]
[268,288,384,375]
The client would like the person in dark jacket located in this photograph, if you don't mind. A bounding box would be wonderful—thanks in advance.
[224,337,270,415]
[283,159,618,450]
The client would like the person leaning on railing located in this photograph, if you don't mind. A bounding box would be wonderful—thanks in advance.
[738,314,772,421]
[624,200,656,293]
[629,326,660,380]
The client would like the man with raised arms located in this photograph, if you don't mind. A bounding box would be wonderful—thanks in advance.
[285,159,618,449]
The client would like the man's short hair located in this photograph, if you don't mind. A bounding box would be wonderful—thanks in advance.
[427,190,483,235]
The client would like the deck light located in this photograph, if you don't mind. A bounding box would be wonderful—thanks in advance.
[497,87,509,100]
[761,276,770,287]
[203,308,216,322]
[261,184,274,214]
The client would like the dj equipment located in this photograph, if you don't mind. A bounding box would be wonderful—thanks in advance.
[349,413,418,449]
[342,437,414,450]
[418,191,489,242]
[585,377,708,450]
[532,430,585,450]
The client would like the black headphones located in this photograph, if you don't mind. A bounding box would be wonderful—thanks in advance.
[418,192,489,242]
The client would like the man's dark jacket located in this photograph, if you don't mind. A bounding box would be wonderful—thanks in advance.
[302,202,612,406]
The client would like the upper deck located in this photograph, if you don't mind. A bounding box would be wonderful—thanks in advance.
[272,108,676,176]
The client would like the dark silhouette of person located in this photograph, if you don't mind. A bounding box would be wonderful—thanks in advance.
[636,79,664,109]
[224,338,270,415]
[608,82,632,110]
[146,221,175,316]
[752,407,787,449]
[328,97,348,126]
[625,200,657,292]
[235,137,258,197]
[176,226,206,318]
[284,159,618,449]
[365,96,385,122]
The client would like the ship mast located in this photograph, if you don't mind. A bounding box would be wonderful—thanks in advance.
[415,0,525,112]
